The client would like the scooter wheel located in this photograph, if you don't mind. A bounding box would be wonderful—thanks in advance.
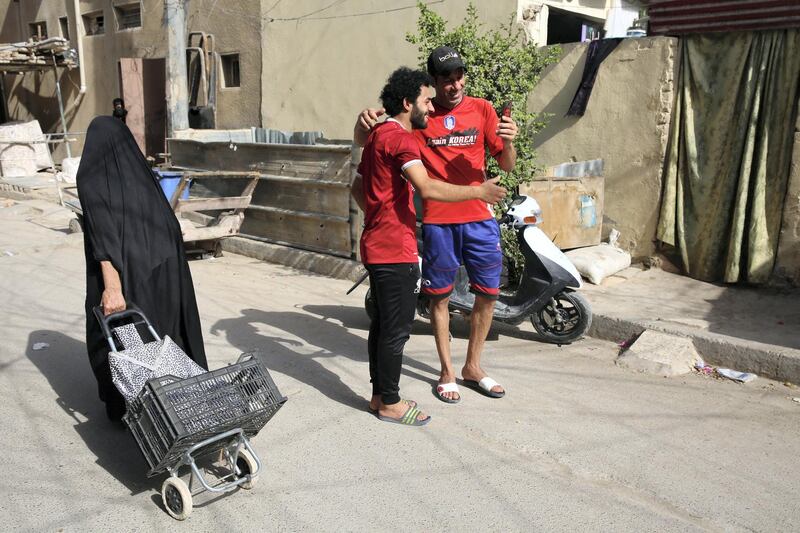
[530,291,592,344]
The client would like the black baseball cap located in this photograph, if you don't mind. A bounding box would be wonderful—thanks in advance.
[427,46,466,77]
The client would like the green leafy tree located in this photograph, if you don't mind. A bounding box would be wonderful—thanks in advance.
[406,2,559,282]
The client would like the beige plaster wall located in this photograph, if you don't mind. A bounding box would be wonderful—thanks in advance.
[186,0,261,131]
[0,0,260,159]
[258,0,518,140]
[527,36,677,259]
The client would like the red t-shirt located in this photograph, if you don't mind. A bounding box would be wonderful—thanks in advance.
[414,96,504,224]
[357,119,421,264]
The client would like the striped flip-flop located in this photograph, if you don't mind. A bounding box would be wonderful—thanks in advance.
[376,402,431,426]
[368,399,417,413]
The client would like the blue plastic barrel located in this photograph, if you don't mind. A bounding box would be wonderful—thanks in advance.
[153,169,190,201]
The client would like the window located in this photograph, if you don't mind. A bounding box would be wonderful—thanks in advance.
[83,11,105,36]
[114,3,142,30]
[221,54,240,88]
[29,21,48,41]
[546,7,604,45]
[59,16,70,39]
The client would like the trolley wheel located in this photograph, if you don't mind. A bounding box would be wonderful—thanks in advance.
[161,477,193,520]
[235,449,259,490]
[68,217,83,234]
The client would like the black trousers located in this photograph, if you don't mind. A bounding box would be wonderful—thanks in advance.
[366,262,420,405]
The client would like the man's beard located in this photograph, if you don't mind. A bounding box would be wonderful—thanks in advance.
[410,107,428,130]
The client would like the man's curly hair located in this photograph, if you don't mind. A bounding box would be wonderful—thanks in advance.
[380,67,434,117]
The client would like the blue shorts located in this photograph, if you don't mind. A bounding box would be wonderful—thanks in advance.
[421,219,502,299]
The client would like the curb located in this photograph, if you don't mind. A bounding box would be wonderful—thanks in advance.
[588,312,800,385]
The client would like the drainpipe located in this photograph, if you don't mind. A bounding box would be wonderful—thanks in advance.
[66,0,86,111]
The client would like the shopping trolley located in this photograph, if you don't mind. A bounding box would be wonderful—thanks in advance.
[95,305,287,520]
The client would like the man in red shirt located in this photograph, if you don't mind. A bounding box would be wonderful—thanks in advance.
[352,67,506,425]
[355,47,518,404]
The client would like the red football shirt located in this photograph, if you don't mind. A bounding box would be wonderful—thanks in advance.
[413,96,504,224]
[357,119,421,264]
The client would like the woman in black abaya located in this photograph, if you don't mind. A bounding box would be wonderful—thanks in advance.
[77,116,208,420]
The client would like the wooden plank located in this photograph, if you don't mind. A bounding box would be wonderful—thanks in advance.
[176,196,251,212]
[180,213,244,242]
[192,176,351,217]
[241,207,351,256]
[183,171,260,179]
[167,140,351,181]
[236,177,259,215]
[252,173,350,188]
[169,176,191,209]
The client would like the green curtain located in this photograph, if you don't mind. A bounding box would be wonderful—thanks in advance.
[657,30,800,283]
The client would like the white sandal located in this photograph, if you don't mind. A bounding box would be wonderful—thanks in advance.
[462,376,505,398]
[435,381,461,404]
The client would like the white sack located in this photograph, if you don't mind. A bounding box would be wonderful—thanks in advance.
[0,121,53,177]
[59,157,81,184]
[565,243,631,285]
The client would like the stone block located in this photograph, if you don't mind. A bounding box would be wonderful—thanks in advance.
[616,329,700,376]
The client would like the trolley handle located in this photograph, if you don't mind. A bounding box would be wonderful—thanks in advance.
[92,303,161,353]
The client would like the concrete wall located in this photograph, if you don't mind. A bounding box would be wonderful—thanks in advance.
[0,0,261,159]
[527,36,677,259]
[258,0,518,141]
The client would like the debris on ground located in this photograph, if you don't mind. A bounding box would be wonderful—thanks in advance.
[694,360,715,376]
[716,368,758,383]
[32,342,49,351]
[693,358,758,383]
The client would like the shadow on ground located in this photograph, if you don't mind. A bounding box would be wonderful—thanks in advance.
[211,307,445,410]
[26,330,154,495]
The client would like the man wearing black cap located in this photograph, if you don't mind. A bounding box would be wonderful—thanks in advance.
[355,46,518,404]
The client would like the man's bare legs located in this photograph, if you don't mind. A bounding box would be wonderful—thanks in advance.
[431,295,459,401]
[430,292,504,399]
[461,294,504,394]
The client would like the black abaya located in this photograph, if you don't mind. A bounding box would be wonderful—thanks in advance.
[76,116,208,413]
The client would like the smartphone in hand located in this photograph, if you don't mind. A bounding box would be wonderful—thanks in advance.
[500,101,512,118]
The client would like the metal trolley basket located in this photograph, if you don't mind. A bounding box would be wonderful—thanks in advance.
[97,306,287,520]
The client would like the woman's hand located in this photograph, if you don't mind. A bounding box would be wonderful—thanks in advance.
[99,261,125,315]
[101,286,126,316]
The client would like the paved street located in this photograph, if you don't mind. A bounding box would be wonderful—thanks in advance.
[1,199,799,532]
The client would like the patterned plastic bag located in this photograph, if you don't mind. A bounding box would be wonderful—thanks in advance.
[109,323,206,403]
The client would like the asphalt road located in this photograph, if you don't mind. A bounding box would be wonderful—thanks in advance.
[1,199,798,532]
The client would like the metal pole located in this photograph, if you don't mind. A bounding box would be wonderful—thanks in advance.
[165,0,189,136]
[51,56,72,159]
[50,56,69,207]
